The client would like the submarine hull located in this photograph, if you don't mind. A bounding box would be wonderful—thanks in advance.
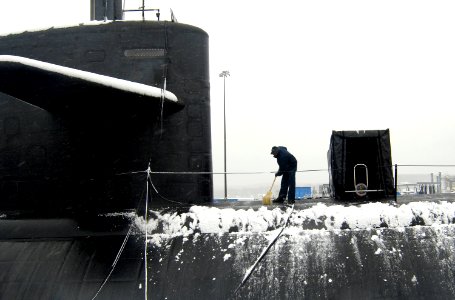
[2,198,455,299]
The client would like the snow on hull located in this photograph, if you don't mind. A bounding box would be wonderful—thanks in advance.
[143,200,455,299]
[1,200,454,299]
[145,201,455,236]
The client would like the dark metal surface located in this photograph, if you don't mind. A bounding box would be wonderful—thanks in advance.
[0,232,144,299]
[1,195,455,299]
[3,223,454,300]
[0,21,212,214]
[149,226,455,300]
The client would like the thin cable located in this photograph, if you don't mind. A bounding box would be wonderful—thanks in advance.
[235,204,295,293]
[91,226,133,300]
[148,176,185,205]
[397,164,455,167]
[159,22,168,139]
[115,164,455,177]
[115,170,148,176]
[144,165,151,300]
[146,170,326,175]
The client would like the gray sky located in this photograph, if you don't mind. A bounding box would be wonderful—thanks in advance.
[1,0,455,197]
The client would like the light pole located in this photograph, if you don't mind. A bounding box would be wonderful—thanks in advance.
[219,70,230,199]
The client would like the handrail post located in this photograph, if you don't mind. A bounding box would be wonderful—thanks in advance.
[394,164,398,202]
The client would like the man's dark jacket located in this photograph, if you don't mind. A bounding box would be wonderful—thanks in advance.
[275,146,297,176]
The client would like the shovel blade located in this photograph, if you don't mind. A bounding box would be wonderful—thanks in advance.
[262,191,272,205]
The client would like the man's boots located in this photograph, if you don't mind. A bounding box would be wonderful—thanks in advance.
[273,196,285,203]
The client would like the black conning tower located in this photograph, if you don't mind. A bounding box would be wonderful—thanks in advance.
[0,8,212,213]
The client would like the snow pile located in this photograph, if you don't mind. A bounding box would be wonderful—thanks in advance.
[138,201,455,242]
[292,201,455,229]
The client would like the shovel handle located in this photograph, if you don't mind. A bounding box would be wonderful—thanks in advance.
[268,177,276,192]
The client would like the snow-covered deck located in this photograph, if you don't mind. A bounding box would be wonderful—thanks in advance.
[2,195,454,299]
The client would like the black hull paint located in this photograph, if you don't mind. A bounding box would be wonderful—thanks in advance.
[0,21,213,214]
[3,198,455,300]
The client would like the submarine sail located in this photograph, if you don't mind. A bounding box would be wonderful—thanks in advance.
[0,18,212,213]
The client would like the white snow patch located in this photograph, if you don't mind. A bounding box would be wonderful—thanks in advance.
[101,212,137,218]
[223,254,232,261]
[0,20,111,37]
[136,201,455,245]
[0,55,178,102]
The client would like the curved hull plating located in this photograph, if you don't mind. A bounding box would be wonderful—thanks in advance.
[0,21,213,214]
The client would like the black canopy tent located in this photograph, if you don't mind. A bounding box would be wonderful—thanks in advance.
[327,129,394,200]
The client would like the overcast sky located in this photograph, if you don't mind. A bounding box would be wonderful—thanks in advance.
[1,0,455,197]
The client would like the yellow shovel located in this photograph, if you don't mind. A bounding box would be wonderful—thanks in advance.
[262,177,276,205]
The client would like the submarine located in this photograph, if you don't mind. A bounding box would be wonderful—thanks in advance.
[1,1,455,299]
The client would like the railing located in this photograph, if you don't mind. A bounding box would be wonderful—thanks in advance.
[122,0,160,21]
[119,164,455,203]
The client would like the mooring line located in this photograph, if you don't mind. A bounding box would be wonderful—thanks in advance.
[234,204,295,294]
[91,225,133,300]
[148,176,185,205]
[144,165,151,300]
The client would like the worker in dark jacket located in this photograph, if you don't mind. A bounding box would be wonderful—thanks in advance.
[271,146,297,204]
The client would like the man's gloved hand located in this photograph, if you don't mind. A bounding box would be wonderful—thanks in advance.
[275,171,283,177]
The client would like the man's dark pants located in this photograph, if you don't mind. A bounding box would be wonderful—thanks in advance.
[279,172,296,200]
